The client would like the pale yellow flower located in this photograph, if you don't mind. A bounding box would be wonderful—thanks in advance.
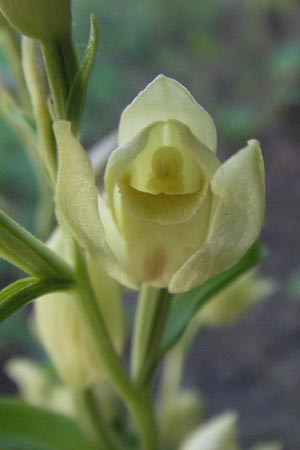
[161,389,204,449]
[54,75,265,293]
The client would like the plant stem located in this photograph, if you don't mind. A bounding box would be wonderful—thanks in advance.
[41,36,78,119]
[22,37,57,184]
[73,245,159,450]
[41,40,68,118]
[131,284,161,378]
[134,288,173,390]
[73,388,118,450]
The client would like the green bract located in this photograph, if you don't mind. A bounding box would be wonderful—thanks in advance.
[0,0,71,41]
[54,75,265,293]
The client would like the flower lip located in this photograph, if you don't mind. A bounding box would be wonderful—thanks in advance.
[118,179,209,225]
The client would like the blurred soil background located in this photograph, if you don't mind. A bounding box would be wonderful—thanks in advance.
[1,0,300,449]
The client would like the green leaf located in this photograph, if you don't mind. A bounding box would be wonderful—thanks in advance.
[160,242,264,358]
[66,14,99,134]
[0,277,73,322]
[0,399,98,450]
[0,209,74,279]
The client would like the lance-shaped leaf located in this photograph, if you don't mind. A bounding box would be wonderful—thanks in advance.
[0,277,73,322]
[66,14,99,134]
[0,209,74,279]
[0,399,98,450]
[138,242,264,386]
[161,242,264,356]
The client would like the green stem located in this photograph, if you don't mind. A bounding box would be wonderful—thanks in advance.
[22,37,57,185]
[135,288,173,390]
[41,36,78,119]
[73,245,158,450]
[57,34,79,93]
[40,40,68,118]
[160,340,186,403]
[73,388,119,450]
[159,322,203,418]
[131,284,161,378]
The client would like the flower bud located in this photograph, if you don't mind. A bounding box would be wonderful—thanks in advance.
[34,229,126,389]
[162,389,204,448]
[179,413,240,450]
[198,270,276,327]
[249,444,283,450]
[0,0,71,41]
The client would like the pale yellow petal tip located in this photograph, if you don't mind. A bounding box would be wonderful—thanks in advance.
[245,139,265,188]
[179,412,238,450]
[246,139,263,160]
[121,73,212,121]
[119,74,217,152]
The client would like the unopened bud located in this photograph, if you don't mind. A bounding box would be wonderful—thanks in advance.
[163,390,204,448]
[0,0,71,41]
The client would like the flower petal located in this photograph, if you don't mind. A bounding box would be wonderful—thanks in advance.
[179,412,240,450]
[119,75,217,152]
[105,122,157,219]
[119,183,206,225]
[54,121,136,287]
[170,140,265,293]
[54,121,106,255]
[249,443,283,450]
[106,120,219,226]
[111,189,212,288]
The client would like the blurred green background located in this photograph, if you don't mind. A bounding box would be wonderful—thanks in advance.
[1,0,300,449]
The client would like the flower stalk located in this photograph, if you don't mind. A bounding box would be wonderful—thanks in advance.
[73,243,159,450]
[132,286,173,389]
[73,388,120,450]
